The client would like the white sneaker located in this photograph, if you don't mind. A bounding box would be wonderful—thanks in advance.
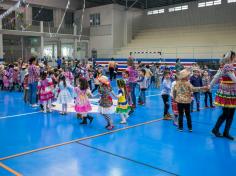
[120,120,127,124]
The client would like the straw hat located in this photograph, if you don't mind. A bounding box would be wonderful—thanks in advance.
[14,66,19,70]
[98,76,110,86]
[177,69,191,79]
[0,64,4,70]
[39,63,44,67]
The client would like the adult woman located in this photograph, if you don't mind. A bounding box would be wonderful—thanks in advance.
[211,51,236,140]
[126,57,138,108]
[28,57,40,107]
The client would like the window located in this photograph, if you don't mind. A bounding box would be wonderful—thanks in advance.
[65,12,74,26]
[168,5,188,12]
[228,0,236,3]
[198,0,221,8]
[147,9,165,15]
[32,7,53,24]
[90,13,100,26]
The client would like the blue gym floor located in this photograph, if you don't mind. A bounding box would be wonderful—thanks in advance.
[0,84,236,176]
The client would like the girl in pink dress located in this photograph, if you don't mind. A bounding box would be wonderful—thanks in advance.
[38,71,54,113]
[75,77,94,124]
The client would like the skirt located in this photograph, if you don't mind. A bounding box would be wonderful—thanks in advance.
[75,103,92,114]
[57,89,73,104]
[98,105,115,114]
[214,84,236,108]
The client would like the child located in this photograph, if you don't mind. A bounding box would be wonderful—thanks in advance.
[123,71,134,114]
[74,78,94,124]
[37,71,54,113]
[3,67,10,90]
[170,75,179,126]
[98,76,115,130]
[64,66,74,85]
[161,71,172,120]
[57,75,73,115]
[190,68,203,112]
[173,69,206,132]
[23,73,29,103]
[116,79,131,124]
[137,69,147,105]
[92,66,103,93]
[202,70,214,108]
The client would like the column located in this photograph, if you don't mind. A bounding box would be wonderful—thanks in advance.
[0,19,3,63]
[40,21,44,58]
[57,40,61,57]
[73,24,78,59]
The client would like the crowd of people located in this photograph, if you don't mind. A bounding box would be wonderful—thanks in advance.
[0,51,235,140]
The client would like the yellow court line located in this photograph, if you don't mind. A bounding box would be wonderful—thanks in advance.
[0,118,163,161]
[0,162,22,176]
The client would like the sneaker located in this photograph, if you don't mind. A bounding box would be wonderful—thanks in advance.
[189,129,193,132]
[179,128,183,132]
[205,106,209,108]
[32,104,38,108]
[210,105,215,108]
[163,115,172,120]
[106,125,114,130]
[120,120,127,124]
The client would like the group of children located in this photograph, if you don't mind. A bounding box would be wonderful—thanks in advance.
[0,59,215,132]
[161,66,213,131]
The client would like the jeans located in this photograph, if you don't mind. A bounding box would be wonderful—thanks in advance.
[213,108,235,135]
[162,94,170,116]
[28,82,37,105]
[178,103,192,130]
[139,88,146,104]
[204,91,213,107]
[191,92,200,111]
[129,82,137,106]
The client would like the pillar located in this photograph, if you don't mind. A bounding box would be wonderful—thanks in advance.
[0,19,3,63]
[73,24,78,59]
[40,21,44,58]
[57,40,61,57]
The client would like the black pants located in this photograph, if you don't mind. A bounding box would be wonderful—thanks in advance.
[213,107,235,135]
[88,80,92,90]
[109,67,115,81]
[92,84,99,93]
[0,80,3,90]
[204,91,213,107]
[178,103,192,130]
[162,94,170,116]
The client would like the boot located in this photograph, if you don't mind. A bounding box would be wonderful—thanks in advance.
[212,128,222,137]
[87,115,94,124]
[80,117,87,124]
[223,133,234,140]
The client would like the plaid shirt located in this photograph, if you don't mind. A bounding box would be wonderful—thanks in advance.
[28,65,39,84]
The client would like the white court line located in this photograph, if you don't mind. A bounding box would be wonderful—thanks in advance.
[0,111,41,120]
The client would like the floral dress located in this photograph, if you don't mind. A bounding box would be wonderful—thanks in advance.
[74,88,92,114]
[37,78,54,102]
[98,85,115,114]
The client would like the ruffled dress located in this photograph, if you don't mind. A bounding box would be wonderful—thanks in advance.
[38,78,54,102]
[214,64,236,108]
[57,81,73,104]
[116,89,131,114]
[74,88,92,114]
[98,85,115,114]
